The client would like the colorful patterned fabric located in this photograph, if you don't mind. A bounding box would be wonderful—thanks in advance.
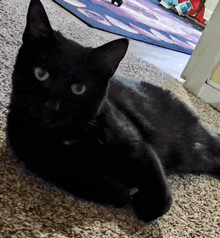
[53,0,202,54]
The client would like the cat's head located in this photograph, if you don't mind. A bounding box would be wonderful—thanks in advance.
[13,0,128,128]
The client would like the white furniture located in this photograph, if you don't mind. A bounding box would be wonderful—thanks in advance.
[181,0,220,111]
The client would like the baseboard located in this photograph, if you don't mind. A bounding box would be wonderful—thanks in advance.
[204,8,213,21]
[198,83,220,111]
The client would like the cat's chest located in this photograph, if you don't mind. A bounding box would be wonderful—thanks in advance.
[99,101,143,147]
[62,139,77,146]
[59,130,103,150]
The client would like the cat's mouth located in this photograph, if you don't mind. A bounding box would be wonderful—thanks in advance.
[43,116,72,128]
[30,104,73,128]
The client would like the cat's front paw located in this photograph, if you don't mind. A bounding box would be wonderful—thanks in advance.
[131,192,173,222]
[106,188,130,208]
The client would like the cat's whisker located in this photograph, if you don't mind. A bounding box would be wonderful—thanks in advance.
[83,120,97,132]
[98,139,104,145]
[55,102,60,111]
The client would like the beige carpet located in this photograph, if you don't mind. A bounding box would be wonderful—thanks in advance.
[0,0,220,237]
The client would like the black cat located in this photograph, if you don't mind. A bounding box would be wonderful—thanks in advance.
[7,0,220,222]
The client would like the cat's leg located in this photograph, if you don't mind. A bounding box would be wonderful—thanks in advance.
[7,112,129,208]
[171,126,220,178]
[124,143,173,222]
[59,174,130,207]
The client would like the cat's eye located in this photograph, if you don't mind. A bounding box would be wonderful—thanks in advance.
[71,84,86,95]
[34,67,49,81]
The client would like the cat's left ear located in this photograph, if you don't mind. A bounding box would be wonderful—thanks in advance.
[92,38,129,78]
[23,0,53,42]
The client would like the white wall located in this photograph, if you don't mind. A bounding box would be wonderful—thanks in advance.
[205,0,218,12]
[204,0,218,20]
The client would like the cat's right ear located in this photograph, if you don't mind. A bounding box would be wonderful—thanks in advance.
[22,0,53,42]
[91,38,129,78]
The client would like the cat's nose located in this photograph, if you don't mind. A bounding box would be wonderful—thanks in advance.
[45,99,60,111]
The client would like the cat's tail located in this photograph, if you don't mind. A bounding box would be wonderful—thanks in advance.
[210,132,220,178]
[179,125,220,178]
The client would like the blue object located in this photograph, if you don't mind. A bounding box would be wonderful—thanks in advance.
[160,0,179,10]
[176,1,193,16]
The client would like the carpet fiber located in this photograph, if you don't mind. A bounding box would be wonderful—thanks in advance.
[0,0,220,237]
[53,0,202,55]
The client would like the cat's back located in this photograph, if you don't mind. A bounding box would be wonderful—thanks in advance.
[105,76,200,140]
[108,77,197,122]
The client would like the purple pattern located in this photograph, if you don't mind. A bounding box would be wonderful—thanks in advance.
[53,0,202,54]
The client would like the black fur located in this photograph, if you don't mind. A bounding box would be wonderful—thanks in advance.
[7,0,220,222]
